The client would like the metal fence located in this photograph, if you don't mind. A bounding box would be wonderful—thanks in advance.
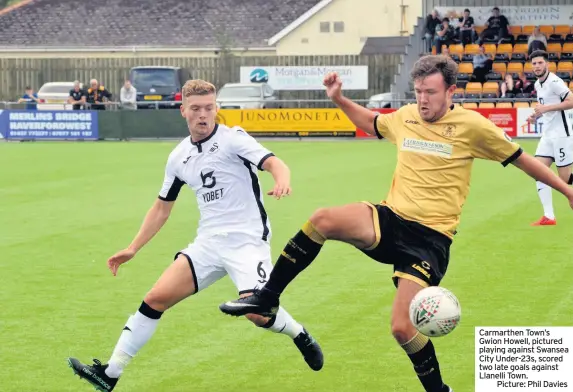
[389,16,427,102]
[0,54,401,103]
[0,97,539,111]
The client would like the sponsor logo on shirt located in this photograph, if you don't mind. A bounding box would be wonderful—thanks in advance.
[401,138,453,158]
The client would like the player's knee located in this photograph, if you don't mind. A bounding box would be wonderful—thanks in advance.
[143,291,171,313]
[309,207,334,238]
[245,313,268,327]
[558,170,572,183]
[391,318,416,345]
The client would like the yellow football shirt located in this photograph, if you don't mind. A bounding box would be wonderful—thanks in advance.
[374,104,522,239]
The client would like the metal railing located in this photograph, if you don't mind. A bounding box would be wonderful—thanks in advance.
[0,99,378,110]
[390,16,427,103]
[0,101,179,111]
[0,97,538,111]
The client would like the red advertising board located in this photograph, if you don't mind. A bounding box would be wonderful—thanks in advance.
[357,107,517,138]
[474,108,517,138]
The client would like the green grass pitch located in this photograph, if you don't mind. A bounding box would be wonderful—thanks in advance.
[1,139,571,392]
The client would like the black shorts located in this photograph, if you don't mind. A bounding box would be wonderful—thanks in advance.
[359,202,452,288]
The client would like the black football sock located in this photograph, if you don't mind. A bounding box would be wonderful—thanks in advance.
[568,173,573,185]
[402,333,449,392]
[262,221,325,297]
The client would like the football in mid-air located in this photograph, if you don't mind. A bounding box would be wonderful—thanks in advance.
[409,286,461,337]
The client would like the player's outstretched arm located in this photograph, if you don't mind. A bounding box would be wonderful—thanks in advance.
[323,72,378,136]
[107,199,175,275]
[262,156,291,200]
[512,153,573,208]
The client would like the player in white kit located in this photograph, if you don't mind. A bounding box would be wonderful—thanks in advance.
[528,50,573,226]
[67,80,323,392]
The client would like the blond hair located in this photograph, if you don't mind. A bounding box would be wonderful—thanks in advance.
[182,79,216,99]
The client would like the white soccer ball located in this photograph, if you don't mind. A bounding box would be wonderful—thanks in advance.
[409,286,461,338]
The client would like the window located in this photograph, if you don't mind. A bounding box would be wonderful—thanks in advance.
[130,68,178,89]
[320,22,330,33]
[334,21,345,33]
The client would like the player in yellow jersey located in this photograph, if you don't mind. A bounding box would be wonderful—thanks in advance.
[219,55,573,392]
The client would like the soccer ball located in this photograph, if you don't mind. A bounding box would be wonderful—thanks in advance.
[409,286,461,338]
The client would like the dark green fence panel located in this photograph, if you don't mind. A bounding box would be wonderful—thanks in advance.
[98,110,189,139]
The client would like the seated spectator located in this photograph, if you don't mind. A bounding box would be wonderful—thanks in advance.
[433,17,455,54]
[472,45,493,83]
[424,9,441,53]
[17,86,39,110]
[528,26,547,55]
[120,80,137,110]
[441,46,459,62]
[86,79,112,111]
[501,72,534,97]
[500,73,517,98]
[457,9,476,45]
[515,72,535,95]
[68,80,86,110]
[479,7,511,44]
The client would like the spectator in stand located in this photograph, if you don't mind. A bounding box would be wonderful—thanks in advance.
[479,7,511,44]
[500,73,517,98]
[120,79,137,110]
[528,26,547,55]
[472,45,493,83]
[68,80,86,110]
[516,72,535,95]
[18,86,39,110]
[86,79,112,111]
[424,9,441,52]
[501,73,534,98]
[433,17,455,54]
[457,9,476,45]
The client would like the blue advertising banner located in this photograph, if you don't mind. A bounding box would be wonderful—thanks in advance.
[0,110,98,140]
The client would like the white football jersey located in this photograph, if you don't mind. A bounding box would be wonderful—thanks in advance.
[535,72,572,138]
[159,124,274,241]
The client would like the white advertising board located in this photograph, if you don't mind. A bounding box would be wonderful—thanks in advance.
[239,66,369,91]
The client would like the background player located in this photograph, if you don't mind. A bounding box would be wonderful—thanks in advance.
[67,79,323,392]
[219,56,573,392]
[528,50,573,226]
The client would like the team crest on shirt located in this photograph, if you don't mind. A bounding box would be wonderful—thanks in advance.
[442,124,456,138]
[208,142,219,154]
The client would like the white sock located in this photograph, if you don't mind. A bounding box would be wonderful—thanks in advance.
[105,307,162,378]
[264,306,304,339]
[536,181,555,220]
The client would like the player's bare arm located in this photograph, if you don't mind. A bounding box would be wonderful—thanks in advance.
[324,72,378,136]
[512,153,573,208]
[534,92,573,117]
[262,155,291,199]
[107,198,175,276]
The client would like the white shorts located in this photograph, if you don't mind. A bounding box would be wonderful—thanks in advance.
[175,233,273,294]
[535,137,573,167]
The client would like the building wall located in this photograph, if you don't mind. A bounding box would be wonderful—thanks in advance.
[275,0,423,56]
